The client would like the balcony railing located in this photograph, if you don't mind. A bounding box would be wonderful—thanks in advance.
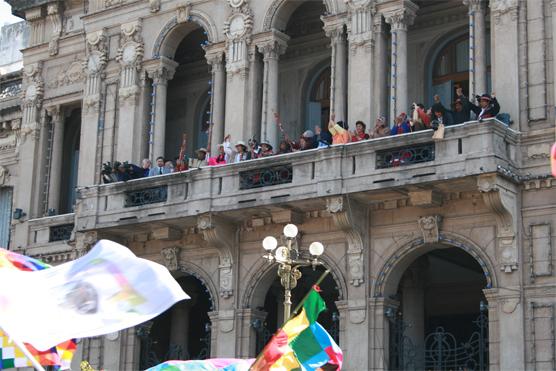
[74,120,519,231]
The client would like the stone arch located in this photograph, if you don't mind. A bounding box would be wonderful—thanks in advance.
[176,260,219,311]
[262,0,339,32]
[242,252,347,310]
[152,10,218,59]
[373,231,496,299]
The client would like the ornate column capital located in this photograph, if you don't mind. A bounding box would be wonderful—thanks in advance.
[322,14,347,41]
[256,31,289,61]
[384,7,417,31]
[463,0,487,12]
[147,57,178,85]
[84,29,108,77]
[116,20,144,69]
[204,44,226,70]
[489,0,519,24]
[45,105,62,124]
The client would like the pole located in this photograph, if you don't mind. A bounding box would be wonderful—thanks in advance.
[0,327,46,371]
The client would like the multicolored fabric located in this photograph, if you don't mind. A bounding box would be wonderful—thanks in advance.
[0,248,77,370]
[145,358,255,371]
[251,287,343,371]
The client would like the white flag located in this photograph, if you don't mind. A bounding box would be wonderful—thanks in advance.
[0,240,189,351]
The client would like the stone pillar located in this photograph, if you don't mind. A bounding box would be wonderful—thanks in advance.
[147,57,177,161]
[223,3,255,143]
[345,1,374,125]
[46,105,63,214]
[490,0,519,124]
[80,30,108,187]
[323,17,348,124]
[170,302,192,358]
[401,265,425,369]
[25,7,45,47]
[246,47,263,143]
[550,0,556,119]
[205,46,226,155]
[258,32,288,147]
[373,14,388,121]
[116,20,145,164]
[465,0,488,96]
[236,308,267,358]
[385,6,417,122]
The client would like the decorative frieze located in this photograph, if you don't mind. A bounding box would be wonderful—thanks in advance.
[47,60,85,89]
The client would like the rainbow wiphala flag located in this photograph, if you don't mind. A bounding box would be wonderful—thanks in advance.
[250,287,343,370]
[0,248,77,370]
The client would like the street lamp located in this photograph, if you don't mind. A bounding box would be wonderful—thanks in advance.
[262,223,325,323]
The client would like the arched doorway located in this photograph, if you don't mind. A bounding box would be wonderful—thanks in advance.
[138,275,213,369]
[306,65,331,132]
[165,27,211,160]
[429,34,491,107]
[254,265,340,354]
[277,0,331,138]
[386,246,489,370]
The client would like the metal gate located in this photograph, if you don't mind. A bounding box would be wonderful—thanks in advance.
[390,303,489,371]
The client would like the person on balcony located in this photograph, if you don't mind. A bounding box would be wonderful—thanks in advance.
[223,135,251,163]
[141,159,152,177]
[208,143,228,165]
[189,148,208,168]
[431,103,454,127]
[369,115,391,139]
[259,140,274,157]
[328,116,351,144]
[276,140,293,154]
[470,92,500,120]
[409,104,431,131]
[315,125,333,147]
[351,121,370,142]
[390,113,411,135]
[248,139,262,159]
[149,156,172,176]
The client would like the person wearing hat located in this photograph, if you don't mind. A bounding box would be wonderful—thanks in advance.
[351,121,370,142]
[470,92,500,120]
[223,135,251,163]
[430,103,454,127]
[189,148,208,168]
[369,115,391,139]
[259,140,274,157]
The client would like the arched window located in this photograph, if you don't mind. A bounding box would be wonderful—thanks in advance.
[306,66,331,131]
[431,35,491,106]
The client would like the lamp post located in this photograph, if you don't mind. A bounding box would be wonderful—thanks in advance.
[262,223,325,323]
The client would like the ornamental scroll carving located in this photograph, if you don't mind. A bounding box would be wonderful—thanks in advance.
[418,215,442,244]
[224,0,254,76]
[345,0,374,53]
[478,174,519,273]
[21,62,44,143]
[116,20,144,104]
[161,246,180,271]
[326,196,365,287]
[197,213,235,299]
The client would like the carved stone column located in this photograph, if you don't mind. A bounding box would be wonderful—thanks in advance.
[46,105,63,214]
[47,2,63,56]
[490,0,519,125]
[197,213,237,358]
[25,7,45,47]
[116,20,144,164]
[385,5,417,122]
[477,174,519,273]
[223,1,254,143]
[326,195,368,369]
[323,15,348,124]
[147,57,177,161]
[258,32,288,147]
[464,0,488,97]
[205,46,226,155]
[373,13,388,122]
[345,1,374,125]
[551,0,556,120]
[80,29,108,187]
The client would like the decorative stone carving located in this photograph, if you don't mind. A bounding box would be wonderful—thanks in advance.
[326,196,365,287]
[47,2,63,56]
[417,215,442,244]
[161,246,180,271]
[344,0,374,53]
[384,8,417,31]
[478,174,519,273]
[149,0,161,12]
[224,1,254,76]
[21,62,44,143]
[84,29,108,76]
[116,20,144,104]
[176,1,192,24]
[197,214,235,298]
[490,0,518,24]
[48,61,85,88]
[0,166,9,185]
[74,231,98,257]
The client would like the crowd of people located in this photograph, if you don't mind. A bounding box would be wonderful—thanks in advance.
[102,89,501,183]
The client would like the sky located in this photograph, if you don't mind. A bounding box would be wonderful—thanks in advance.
[0,1,22,28]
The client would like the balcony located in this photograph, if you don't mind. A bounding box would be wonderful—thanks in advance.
[75,120,519,232]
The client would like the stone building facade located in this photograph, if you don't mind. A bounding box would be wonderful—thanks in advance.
[1,0,556,369]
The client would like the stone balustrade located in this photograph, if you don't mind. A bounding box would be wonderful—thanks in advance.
[25,212,75,249]
[71,119,519,233]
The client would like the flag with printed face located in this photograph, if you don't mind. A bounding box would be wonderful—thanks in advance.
[0,248,77,370]
[0,240,189,351]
